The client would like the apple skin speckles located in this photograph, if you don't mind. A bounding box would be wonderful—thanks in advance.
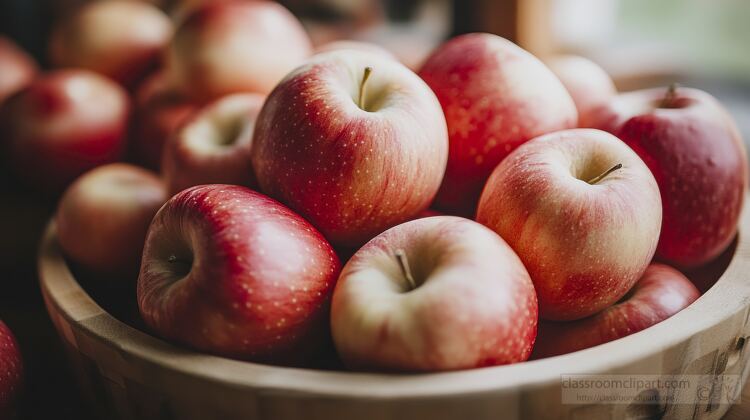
[418,33,577,217]
[331,216,537,372]
[137,185,341,365]
[251,50,448,248]
[477,129,662,321]
[0,321,23,418]
[532,263,699,358]
[588,87,748,268]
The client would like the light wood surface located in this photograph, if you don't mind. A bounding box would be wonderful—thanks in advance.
[725,376,750,419]
[38,194,750,420]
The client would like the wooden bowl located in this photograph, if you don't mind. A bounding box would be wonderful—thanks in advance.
[39,199,750,420]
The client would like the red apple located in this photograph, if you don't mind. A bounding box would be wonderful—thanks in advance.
[589,86,748,268]
[0,321,22,418]
[546,55,617,128]
[252,50,448,247]
[1,69,129,194]
[49,0,172,89]
[532,263,699,358]
[130,70,198,170]
[331,216,537,371]
[167,0,313,101]
[476,129,662,321]
[162,93,264,195]
[56,163,167,274]
[137,185,341,363]
[314,40,395,60]
[0,36,37,104]
[418,33,577,216]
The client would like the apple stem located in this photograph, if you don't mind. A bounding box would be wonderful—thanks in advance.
[359,67,373,110]
[660,83,678,108]
[394,249,417,291]
[587,163,623,185]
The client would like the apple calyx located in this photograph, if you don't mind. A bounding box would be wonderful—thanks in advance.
[167,253,192,278]
[394,249,417,291]
[218,118,246,147]
[358,66,373,110]
[659,83,679,108]
[587,163,623,185]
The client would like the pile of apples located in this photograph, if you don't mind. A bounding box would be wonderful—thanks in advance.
[0,2,748,405]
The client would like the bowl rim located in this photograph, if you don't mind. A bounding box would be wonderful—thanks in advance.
[38,198,750,400]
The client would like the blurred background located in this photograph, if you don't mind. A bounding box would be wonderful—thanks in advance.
[5,0,750,78]
[3,0,749,134]
[1,0,749,418]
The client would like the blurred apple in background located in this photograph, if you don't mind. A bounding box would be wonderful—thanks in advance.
[326,0,449,71]
[532,263,699,358]
[0,69,129,194]
[314,40,396,60]
[138,185,340,364]
[331,216,537,371]
[418,33,577,217]
[546,54,617,128]
[589,86,748,268]
[167,0,218,23]
[477,129,662,321]
[167,0,312,102]
[0,36,37,105]
[162,93,264,195]
[130,70,198,171]
[56,163,166,275]
[252,50,448,248]
[0,320,23,419]
[49,0,172,89]
[279,0,386,48]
